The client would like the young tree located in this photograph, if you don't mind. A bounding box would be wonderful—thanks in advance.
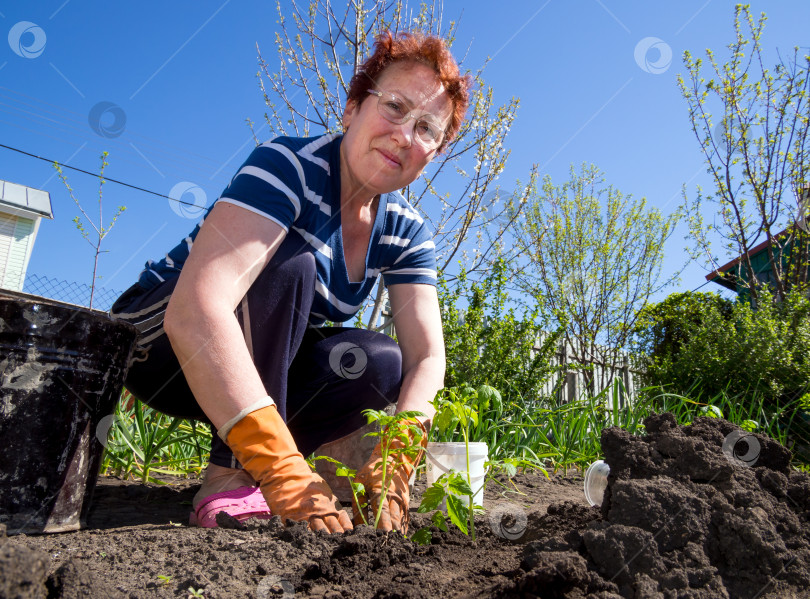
[252,0,532,327]
[679,5,810,302]
[511,163,679,393]
[54,151,126,310]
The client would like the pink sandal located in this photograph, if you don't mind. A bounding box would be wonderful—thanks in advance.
[189,486,272,528]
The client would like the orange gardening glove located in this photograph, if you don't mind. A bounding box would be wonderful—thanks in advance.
[352,419,427,534]
[225,404,353,533]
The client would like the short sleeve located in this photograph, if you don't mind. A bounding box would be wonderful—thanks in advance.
[217,141,306,232]
[381,220,438,286]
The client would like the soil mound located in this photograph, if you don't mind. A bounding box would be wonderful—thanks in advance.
[497,414,810,598]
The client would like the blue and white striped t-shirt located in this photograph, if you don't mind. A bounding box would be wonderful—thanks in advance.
[138,133,437,325]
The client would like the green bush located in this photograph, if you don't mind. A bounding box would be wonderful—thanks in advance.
[439,258,562,408]
[633,290,810,404]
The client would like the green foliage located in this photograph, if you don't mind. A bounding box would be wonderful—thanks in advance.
[634,290,810,404]
[410,502,448,546]
[423,384,547,540]
[440,257,562,408]
[430,383,546,465]
[100,390,210,482]
[415,471,479,539]
[633,289,810,463]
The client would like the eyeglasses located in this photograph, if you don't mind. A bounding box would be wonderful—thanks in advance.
[367,89,446,150]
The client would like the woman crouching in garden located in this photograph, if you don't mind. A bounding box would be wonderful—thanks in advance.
[111,31,471,533]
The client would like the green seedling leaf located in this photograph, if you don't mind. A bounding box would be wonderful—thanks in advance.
[335,466,355,477]
[477,385,502,412]
[446,494,468,535]
[473,389,489,412]
[447,472,473,497]
[431,510,448,532]
[417,483,447,512]
[433,408,455,434]
[700,405,723,418]
[741,419,759,432]
[361,408,387,426]
[410,527,432,545]
[397,409,426,421]
[493,458,519,478]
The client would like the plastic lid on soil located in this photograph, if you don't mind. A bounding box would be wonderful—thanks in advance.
[584,460,610,507]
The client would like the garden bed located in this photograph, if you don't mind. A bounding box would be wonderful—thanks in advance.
[3,416,810,598]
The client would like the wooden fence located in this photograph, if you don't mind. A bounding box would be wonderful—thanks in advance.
[536,337,644,408]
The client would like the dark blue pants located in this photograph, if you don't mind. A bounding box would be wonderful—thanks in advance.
[111,232,402,467]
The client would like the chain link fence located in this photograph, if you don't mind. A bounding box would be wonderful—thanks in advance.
[23,273,123,312]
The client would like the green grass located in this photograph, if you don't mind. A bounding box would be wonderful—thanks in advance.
[429,380,651,472]
[100,390,211,482]
[101,382,809,483]
[428,380,809,472]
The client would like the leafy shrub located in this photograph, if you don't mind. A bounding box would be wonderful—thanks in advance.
[633,290,810,404]
[439,258,563,407]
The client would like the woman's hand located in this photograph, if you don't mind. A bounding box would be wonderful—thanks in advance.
[352,419,427,533]
[226,404,353,533]
[350,283,444,532]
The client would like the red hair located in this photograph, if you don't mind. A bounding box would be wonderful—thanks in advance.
[347,31,472,152]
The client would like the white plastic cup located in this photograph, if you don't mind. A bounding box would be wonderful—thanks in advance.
[584,460,611,507]
[425,442,488,508]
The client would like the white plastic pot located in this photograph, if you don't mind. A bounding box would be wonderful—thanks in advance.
[425,442,488,507]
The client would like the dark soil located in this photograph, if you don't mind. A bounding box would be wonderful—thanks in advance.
[2,415,810,599]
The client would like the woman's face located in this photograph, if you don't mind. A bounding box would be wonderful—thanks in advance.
[341,61,453,201]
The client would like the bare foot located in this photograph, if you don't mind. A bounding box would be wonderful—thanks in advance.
[192,463,257,511]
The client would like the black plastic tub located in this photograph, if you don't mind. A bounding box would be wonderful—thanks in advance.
[0,290,137,534]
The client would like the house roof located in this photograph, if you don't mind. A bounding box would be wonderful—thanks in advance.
[0,179,54,219]
[705,228,791,290]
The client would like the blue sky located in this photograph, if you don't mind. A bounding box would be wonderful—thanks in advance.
[1,0,808,304]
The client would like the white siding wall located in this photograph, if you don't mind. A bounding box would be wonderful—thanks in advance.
[0,213,34,291]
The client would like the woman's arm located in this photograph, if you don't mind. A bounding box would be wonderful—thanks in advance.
[166,201,352,533]
[387,283,446,429]
[163,201,286,429]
